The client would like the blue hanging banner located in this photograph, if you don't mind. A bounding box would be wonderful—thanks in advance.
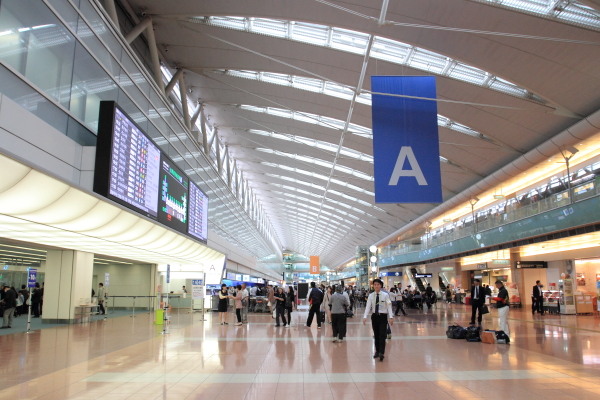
[371,76,442,203]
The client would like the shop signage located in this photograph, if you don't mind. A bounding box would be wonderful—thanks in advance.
[515,261,548,269]
[27,268,37,288]
[414,273,433,278]
[226,272,236,280]
[441,267,454,271]
[492,259,510,265]
[477,263,487,269]
[235,274,242,281]
[251,277,258,283]
[371,76,442,203]
[257,278,265,284]
[242,274,250,282]
[380,271,403,277]
[191,278,204,300]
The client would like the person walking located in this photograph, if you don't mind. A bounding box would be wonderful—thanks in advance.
[285,286,296,327]
[532,280,544,315]
[229,285,243,326]
[31,282,41,318]
[97,283,106,315]
[274,287,287,327]
[494,280,510,338]
[329,285,350,343]
[19,285,29,317]
[323,286,333,324]
[241,283,249,324]
[267,285,275,318]
[1,285,17,329]
[470,279,484,326]
[363,279,394,361]
[306,282,324,328]
[218,284,229,325]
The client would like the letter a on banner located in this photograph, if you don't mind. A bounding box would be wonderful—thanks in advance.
[371,76,442,203]
[309,256,320,275]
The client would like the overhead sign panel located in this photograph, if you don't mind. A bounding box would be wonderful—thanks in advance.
[371,76,442,203]
[309,256,320,275]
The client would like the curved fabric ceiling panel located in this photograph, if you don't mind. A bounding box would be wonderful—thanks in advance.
[190,16,549,104]
[0,153,225,265]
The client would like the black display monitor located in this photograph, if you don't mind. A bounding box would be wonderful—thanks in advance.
[158,153,189,234]
[188,180,209,243]
[94,102,161,218]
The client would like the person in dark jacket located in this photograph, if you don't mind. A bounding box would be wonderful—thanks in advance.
[1,285,17,328]
[19,284,30,317]
[285,286,296,327]
[306,282,324,328]
[31,282,42,318]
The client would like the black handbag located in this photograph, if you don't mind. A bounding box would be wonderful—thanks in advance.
[479,304,490,315]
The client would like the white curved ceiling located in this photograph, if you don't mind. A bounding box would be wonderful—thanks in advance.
[126,0,600,267]
[0,153,225,266]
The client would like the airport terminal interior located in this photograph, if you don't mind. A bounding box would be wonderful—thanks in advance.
[1,0,600,399]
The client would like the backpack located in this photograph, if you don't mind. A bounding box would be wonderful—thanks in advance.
[446,324,466,339]
[495,330,510,344]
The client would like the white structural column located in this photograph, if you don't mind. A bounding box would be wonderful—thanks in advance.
[43,250,94,324]
[102,0,119,26]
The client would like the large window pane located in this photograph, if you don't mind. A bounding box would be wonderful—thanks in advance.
[0,0,75,109]
[69,41,117,132]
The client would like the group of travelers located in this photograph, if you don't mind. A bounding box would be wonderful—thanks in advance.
[0,282,43,329]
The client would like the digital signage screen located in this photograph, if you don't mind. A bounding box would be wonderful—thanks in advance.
[94,102,160,217]
[188,180,209,243]
[158,154,189,234]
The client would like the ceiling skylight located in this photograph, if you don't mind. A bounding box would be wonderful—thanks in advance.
[218,72,501,145]
[191,16,548,104]
[255,148,374,181]
[468,0,600,32]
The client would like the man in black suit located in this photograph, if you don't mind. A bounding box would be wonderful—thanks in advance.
[532,280,544,315]
[469,279,484,325]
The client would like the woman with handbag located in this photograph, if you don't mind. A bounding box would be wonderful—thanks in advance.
[228,285,243,326]
[218,284,229,325]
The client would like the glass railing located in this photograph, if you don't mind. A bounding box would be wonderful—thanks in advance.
[380,181,599,259]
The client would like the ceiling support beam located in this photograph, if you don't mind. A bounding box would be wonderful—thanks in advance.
[165,68,184,97]
[145,18,165,93]
[200,104,210,156]
[178,72,191,130]
[102,0,119,27]
[124,16,152,43]
[190,102,202,127]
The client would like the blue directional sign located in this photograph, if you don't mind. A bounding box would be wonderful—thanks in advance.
[371,76,442,203]
[27,268,37,288]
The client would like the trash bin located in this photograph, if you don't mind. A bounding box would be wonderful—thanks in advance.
[465,296,471,306]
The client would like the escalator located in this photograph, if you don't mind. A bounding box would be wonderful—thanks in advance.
[439,275,446,291]
[410,267,426,292]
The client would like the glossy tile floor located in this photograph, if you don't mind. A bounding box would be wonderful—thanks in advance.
[1,303,600,400]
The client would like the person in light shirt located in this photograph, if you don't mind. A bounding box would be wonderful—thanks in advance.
[363,279,394,361]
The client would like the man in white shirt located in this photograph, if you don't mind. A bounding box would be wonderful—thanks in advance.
[250,285,258,296]
[363,279,394,361]
[241,283,249,323]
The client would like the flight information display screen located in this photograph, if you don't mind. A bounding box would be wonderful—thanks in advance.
[108,107,160,216]
[158,154,189,234]
[188,181,209,243]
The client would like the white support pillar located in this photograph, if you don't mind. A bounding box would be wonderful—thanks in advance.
[145,18,165,92]
[165,68,184,97]
[43,250,94,324]
[208,127,217,155]
[226,145,232,187]
[215,130,223,173]
[103,0,119,27]
[178,73,191,130]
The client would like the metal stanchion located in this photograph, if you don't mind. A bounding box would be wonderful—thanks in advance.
[130,296,136,318]
[26,288,33,333]
[111,296,115,315]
